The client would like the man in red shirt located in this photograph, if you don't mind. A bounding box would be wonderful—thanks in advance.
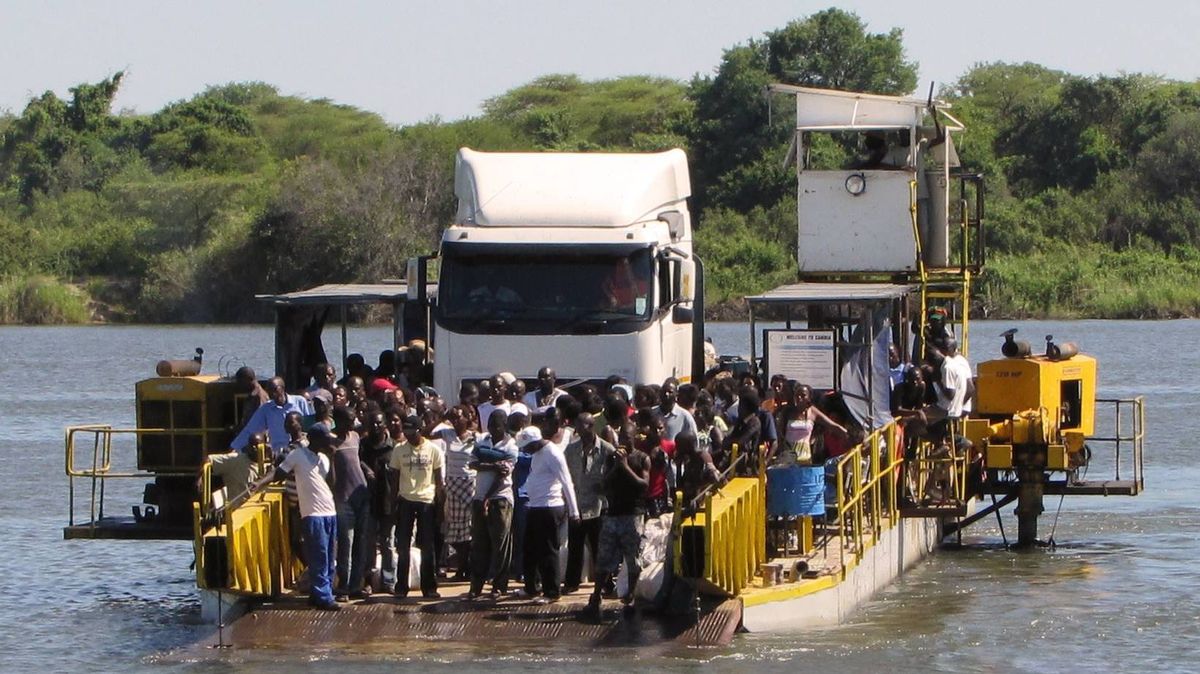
[634,409,674,517]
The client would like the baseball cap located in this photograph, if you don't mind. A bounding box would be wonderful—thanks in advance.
[515,426,543,449]
[307,422,335,443]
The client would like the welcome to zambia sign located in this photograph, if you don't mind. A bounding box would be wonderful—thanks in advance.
[764,329,836,390]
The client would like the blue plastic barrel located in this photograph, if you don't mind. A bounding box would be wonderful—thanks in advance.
[824,457,839,507]
[766,465,826,517]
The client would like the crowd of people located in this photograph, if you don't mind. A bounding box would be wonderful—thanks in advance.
[206,324,972,612]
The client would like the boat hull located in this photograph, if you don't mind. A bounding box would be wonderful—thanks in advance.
[741,515,941,631]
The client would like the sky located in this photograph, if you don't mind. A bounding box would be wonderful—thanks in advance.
[3,0,1198,127]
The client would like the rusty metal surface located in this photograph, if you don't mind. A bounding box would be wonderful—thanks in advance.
[193,583,742,659]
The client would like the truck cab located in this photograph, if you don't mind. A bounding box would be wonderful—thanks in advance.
[430,148,703,394]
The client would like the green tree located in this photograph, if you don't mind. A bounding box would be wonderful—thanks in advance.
[687,8,917,214]
[764,9,917,93]
[0,73,126,202]
[1137,111,1200,202]
[125,95,267,173]
[482,74,691,151]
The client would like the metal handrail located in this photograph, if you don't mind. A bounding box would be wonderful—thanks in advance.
[1088,397,1145,491]
[65,424,229,531]
[903,440,969,506]
[832,421,906,572]
[677,422,911,593]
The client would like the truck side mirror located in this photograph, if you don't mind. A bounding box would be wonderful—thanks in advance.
[658,211,686,242]
[672,305,694,324]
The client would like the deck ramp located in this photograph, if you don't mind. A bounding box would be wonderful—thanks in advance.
[193,587,741,657]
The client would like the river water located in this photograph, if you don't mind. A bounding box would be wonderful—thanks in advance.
[0,320,1192,673]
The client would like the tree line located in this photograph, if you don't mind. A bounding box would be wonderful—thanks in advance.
[2,8,1199,323]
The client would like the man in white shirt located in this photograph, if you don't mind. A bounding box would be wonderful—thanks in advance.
[477,373,511,426]
[251,421,339,611]
[937,338,974,420]
[515,425,579,604]
[900,340,971,447]
[524,366,568,413]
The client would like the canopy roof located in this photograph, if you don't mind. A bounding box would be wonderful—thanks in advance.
[256,283,419,306]
[747,282,917,305]
[768,83,964,132]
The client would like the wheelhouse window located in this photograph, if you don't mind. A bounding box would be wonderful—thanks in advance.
[437,242,655,334]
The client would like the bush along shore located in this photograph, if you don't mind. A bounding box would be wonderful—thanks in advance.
[0,274,91,324]
[5,9,1200,324]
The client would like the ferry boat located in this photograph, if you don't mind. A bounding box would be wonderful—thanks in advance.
[63,86,1145,652]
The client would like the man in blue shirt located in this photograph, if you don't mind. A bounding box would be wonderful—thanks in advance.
[229,376,314,453]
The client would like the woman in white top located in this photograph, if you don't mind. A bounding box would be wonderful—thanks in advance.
[774,382,847,466]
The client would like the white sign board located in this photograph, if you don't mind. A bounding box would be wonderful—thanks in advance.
[766,330,836,390]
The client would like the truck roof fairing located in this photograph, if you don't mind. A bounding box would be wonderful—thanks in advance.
[454,148,690,228]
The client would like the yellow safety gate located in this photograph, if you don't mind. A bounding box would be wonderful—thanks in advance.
[676,476,767,597]
[195,462,298,597]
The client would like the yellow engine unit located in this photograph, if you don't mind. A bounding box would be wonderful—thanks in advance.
[970,354,1096,471]
[135,375,242,471]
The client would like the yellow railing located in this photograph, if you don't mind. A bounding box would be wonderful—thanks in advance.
[676,476,767,597]
[65,425,205,531]
[678,421,908,596]
[830,421,905,573]
[903,436,970,508]
[194,472,296,597]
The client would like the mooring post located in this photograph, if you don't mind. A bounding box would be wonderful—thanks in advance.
[1014,467,1045,548]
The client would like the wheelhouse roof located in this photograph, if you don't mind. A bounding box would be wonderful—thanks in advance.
[747,282,917,304]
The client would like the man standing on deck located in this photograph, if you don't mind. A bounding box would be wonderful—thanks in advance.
[563,410,615,594]
[468,409,519,599]
[515,424,579,604]
[250,421,340,611]
[656,377,698,441]
[330,405,372,599]
[230,376,314,453]
[477,374,511,426]
[233,366,270,434]
[584,424,650,617]
[390,414,445,598]
[525,366,568,413]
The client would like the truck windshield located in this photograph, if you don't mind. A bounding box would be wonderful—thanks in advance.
[438,245,655,334]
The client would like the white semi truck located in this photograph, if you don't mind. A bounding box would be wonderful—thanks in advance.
[419,148,705,394]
